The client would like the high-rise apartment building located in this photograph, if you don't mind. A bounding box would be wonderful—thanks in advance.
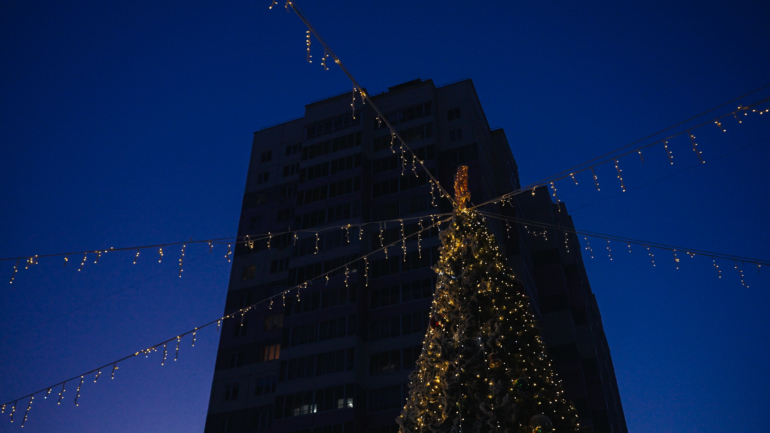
[204,78,627,433]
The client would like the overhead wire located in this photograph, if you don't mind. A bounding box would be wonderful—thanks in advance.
[282,1,456,207]
[477,211,770,266]
[0,213,451,409]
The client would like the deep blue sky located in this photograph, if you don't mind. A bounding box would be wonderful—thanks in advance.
[1,1,769,432]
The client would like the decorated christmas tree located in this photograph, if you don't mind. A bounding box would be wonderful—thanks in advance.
[397,167,580,433]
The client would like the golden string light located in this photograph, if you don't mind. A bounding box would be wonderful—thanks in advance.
[94,370,101,383]
[78,253,87,272]
[549,182,561,207]
[57,383,65,405]
[350,86,356,119]
[735,261,749,288]
[21,396,32,428]
[713,258,722,278]
[111,363,118,379]
[315,232,319,254]
[688,131,705,163]
[584,237,594,259]
[614,160,626,192]
[646,246,656,267]
[305,30,312,63]
[570,173,578,185]
[158,247,163,263]
[664,140,674,164]
[162,343,167,366]
[63,255,68,268]
[191,328,197,347]
[673,250,680,269]
[178,244,186,278]
[590,167,600,191]
[133,249,140,264]
[364,256,369,287]
[9,259,19,284]
[74,376,84,406]
[225,244,232,262]
[401,219,407,261]
[638,150,644,163]
[606,240,613,261]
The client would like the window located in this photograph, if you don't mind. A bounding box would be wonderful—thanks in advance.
[283,163,299,177]
[281,185,297,200]
[286,143,301,155]
[219,418,229,433]
[242,265,256,281]
[270,258,290,274]
[255,376,277,395]
[260,150,273,163]
[447,107,461,120]
[372,123,433,152]
[257,171,270,184]
[368,384,405,413]
[224,383,240,401]
[369,425,399,433]
[449,128,463,142]
[238,293,252,309]
[261,344,280,361]
[249,215,263,229]
[265,313,284,330]
[276,208,295,223]
[254,194,267,206]
[253,410,270,430]
[305,112,361,140]
[370,349,401,374]
[301,132,362,161]
[373,102,432,129]
[229,352,243,368]
[234,321,248,337]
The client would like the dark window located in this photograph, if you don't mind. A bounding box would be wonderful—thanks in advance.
[370,349,401,374]
[249,215,263,229]
[374,102,432,129]
[260,151,273,163]
[237,292,252,309]
[265,313,283,330]
[305,112,361,140]
[253,411,270,430]
[270,258,290,274]
[283,163,299,177]
[286,143,301,155]
[368,425,399,433]
[449,128,463,142]
[257,171,270,184]
[447,107,461,120]
[368,384,404,413]
[219,418,229,433]
[229,352,243,368]
[224,383,240,401]
[281,184,297,200]
[234,321,248,337]
[255,376,277,395]
[277,208,295,223]
[254,194,266,206]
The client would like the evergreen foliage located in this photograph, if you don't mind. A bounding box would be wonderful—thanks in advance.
[397,209,580,433]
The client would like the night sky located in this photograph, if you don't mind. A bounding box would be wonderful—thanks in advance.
[2,1,769,432]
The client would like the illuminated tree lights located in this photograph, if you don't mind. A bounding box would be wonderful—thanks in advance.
[398,207,579,433]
